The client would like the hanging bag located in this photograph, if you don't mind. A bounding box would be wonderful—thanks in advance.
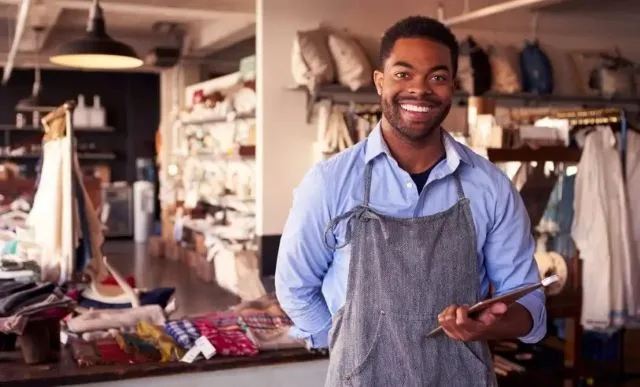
[457,37,492,96]
[520,40,554,94]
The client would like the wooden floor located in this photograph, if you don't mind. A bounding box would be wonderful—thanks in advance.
[103,240,274,318]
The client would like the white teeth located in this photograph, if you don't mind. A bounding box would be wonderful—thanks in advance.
[400,104,430,113]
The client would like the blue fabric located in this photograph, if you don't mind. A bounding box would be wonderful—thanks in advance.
[77,287,175,309]
[74,173,92,272]
[275,124,547,348]
[540,173,577,260]
[2,241,17,255]
[520,40,554,94]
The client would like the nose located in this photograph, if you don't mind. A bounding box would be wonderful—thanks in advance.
[407,77,433,96]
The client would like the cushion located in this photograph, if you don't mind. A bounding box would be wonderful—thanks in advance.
[487,44,521,94]
[291,28,335,93]
[327,30,373,91]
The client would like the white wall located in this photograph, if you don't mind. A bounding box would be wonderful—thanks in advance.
[257,0,640,235]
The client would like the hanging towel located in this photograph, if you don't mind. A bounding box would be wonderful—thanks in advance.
[572,126,633,331]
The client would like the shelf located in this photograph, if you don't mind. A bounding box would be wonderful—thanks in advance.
[0,152,116,161]
[0,124,116,132]
[181,112,255,126]
[291,84,640,122]
[486,147,581,163]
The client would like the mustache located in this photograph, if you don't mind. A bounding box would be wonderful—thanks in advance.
[392,94,442,105]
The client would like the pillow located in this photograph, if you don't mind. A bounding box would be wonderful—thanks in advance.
[327,31,373,91]
[291,28,335,93]
[487,44,521,94]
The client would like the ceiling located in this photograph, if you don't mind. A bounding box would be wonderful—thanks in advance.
[0,0,256,71]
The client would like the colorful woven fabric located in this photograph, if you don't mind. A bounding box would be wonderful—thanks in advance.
[192,318,258,357]
[135,320,184,362]
[71,337,145,367]
[164,319,200,350]
[198,311,242,330]
[239,314,293,331]
[115,333,163,363]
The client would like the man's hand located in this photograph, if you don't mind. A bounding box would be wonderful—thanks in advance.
[438,303,508,341]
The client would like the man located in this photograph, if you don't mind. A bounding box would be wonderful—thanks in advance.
[275,16,546,387]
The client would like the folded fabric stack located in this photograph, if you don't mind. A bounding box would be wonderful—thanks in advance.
[0,280,74,336]
[232,293,305,351]
[67,292,303,367]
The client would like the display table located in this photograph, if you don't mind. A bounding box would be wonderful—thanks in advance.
[0,348,328,387]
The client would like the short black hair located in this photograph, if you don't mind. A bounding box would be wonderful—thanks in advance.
[379,16,459,75]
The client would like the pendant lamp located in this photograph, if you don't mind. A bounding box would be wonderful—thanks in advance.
[49,0,143,69]
[17,27,56,112]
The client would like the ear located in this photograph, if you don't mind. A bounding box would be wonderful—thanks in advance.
[373,69,384,95]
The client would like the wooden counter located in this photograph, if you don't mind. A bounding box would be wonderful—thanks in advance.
[0,347,326,387]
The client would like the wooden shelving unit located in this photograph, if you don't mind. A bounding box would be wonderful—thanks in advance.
[0,124,115,132]
[292,84,640,122]
[487,147,582,163]
[181,112,255,126]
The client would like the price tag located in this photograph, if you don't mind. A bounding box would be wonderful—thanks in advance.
[195,336,216,359]
[60,331,69,345]
[180,345,202,363]
[184,190,199,209]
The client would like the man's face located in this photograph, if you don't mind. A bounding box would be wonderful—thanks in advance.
[374,37,454,142]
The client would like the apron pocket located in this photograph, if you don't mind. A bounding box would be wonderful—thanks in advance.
[328,307,346,352]
[341,309,384,383]
[460,341,496,385]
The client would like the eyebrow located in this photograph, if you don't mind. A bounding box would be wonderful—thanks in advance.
[390,62,450,73]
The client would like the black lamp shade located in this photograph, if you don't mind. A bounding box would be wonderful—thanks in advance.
[50,35,143,69]
[49,0,143,69]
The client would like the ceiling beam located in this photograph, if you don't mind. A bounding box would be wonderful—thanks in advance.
[441,0,575,26]
[19,3,63,52]
[189,19,255,55]
[2,0,31,84]
[0,0,254,21]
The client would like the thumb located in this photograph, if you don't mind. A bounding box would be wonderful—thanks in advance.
[476,302,507,325]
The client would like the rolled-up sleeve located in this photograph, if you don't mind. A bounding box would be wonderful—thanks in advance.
[275,166,333,348]
[484,173,547,344]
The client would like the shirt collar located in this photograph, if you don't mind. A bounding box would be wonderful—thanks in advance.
[364,122,474,170]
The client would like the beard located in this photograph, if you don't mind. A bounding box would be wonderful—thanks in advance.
[381,94,451,142]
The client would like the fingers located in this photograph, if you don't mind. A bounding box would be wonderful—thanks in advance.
[476,302,508,326]
[438,303,507,341]
[439,304,476,341]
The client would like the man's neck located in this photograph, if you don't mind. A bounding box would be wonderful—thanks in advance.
[380,121,446,174]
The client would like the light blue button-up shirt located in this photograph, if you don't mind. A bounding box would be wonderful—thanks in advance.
[275,124,546,348]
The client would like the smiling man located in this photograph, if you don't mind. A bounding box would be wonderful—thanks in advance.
[275,16,546,387]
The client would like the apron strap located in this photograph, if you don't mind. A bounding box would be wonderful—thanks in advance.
[363,161,374,206]
[453,169,466,200]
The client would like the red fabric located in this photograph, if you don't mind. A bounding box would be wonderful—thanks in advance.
[192,319,258,357]
[101,275,136,288]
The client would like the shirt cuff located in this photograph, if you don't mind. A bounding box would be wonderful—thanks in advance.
[288,325,330,349]
[516,291,547,344]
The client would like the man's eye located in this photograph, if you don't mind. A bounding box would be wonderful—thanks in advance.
[394,72,409,79]
[432,74,448,82]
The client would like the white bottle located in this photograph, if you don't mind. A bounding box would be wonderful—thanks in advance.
[73,95,90,128]
[90,95,106,128]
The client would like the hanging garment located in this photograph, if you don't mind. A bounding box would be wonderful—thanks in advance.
[28,136,104,282]
[623,130,640,323]
[28,137,64,280]
[323,163,497,387]
[572,126,636,331]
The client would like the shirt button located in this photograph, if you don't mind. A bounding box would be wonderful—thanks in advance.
[406,182,413,188]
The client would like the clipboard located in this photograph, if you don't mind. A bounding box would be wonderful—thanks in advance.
[425,275,559,338]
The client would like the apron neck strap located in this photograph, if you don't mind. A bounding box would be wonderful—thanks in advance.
[363,161,374,206]
[453,168,466,200]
